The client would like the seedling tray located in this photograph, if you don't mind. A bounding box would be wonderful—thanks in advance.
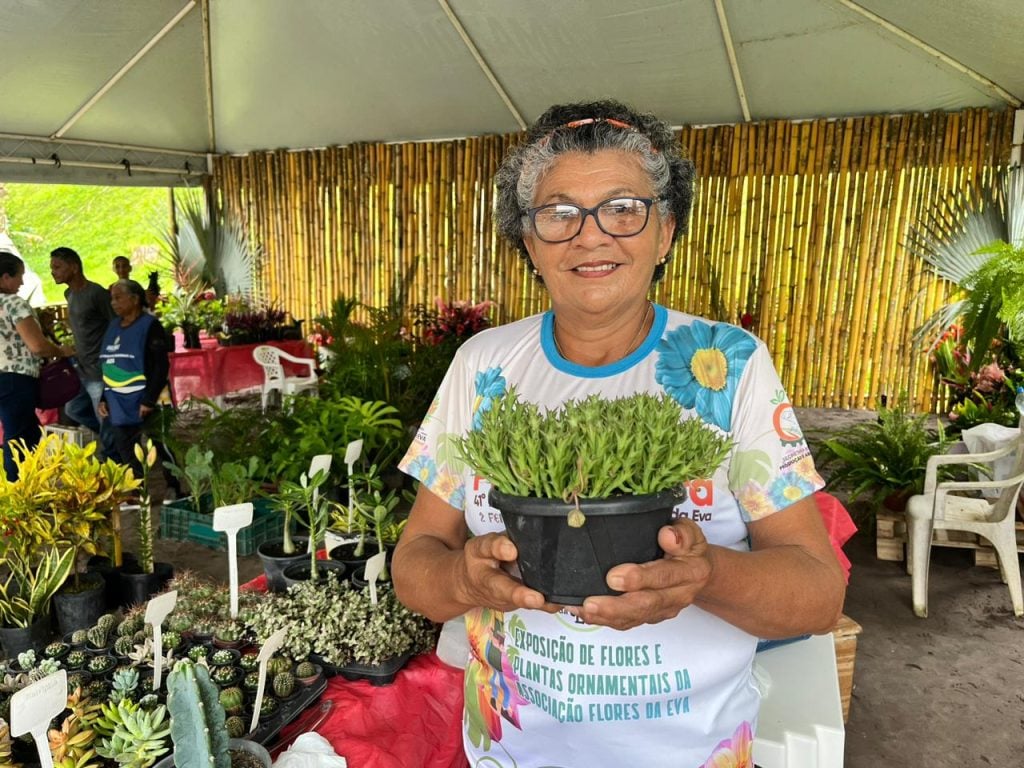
[159,497,281,556]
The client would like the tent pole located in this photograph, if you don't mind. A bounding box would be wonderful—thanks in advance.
[0,155,204,179]
[201,0,217,151]
[1011,110,1023,168]
[713,0,751,122]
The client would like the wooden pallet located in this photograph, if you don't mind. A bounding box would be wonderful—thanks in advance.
[876,511,1024,568]
[832,614,862,723]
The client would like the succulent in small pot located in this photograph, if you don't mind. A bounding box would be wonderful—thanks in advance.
[212,620,245,649]
[187,645,209,663]
[266,656,292,677]
[211,648,240,666]
[66,670,92,691]
[86,654,116,676]
[258,695,280,721]
[272,671,297,699]
[43,641,70,661]
[219,686,245,715]
[69,629,89,648]
[239,651,260,671]
[114,635,137,658]
[225,715,247,739]
[210,664,242,687]
[87,679,109,700]
[457,389,732,603]
[294,660,321,685]
[242,671,261,692]
[65,650,89,669]
[86,623,111,651]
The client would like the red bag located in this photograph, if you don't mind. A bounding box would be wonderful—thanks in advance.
[37,358,81,409]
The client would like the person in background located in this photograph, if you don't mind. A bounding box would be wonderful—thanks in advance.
[392,100,845,767]
[98,279,180,497]
[111,255,132,287]
[50,245,118,459]
[0,250,74,479]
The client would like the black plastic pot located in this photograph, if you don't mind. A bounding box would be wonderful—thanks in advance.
[87,553,139,610]
[117,561,174,607]
[488,488,684,605]
[53,573,107,636]
[257,537,311,593]
[280,560,346,591]
[0,615,51,659]
[328,538,386,577]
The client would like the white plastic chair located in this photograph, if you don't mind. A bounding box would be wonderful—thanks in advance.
[252,345,318,411]
[905,425,1024,617]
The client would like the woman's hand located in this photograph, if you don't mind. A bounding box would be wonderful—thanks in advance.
[139,404,154,418]
[575,518,713,630]
[58,344,76,358]
[97,401,109,419]
[454,533,557,614]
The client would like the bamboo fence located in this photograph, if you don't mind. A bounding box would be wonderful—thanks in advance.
[212,107,1014,410]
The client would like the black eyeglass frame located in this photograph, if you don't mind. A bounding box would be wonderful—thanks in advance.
[525,196,660,244]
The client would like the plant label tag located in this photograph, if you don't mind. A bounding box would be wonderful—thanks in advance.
[250,627,287,734]
[344,439,363,466]
[309,453,333,480]
[365,550,387,606]
[214,503,254,619]
[146,589,178,690]
[10,669,67,768]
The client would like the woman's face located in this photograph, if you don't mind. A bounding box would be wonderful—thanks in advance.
[522,149,674,320]
[110,285,139,318]
[0,266,24,295]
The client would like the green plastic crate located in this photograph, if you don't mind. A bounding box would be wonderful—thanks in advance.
[159,497,282,556]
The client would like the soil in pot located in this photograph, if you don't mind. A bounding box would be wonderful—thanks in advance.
[328,538,388,576]
[489,487,683,605]
[117,562,174,607]
[53,573,107,636]
[280,560,346,591]
[257,537,311,593]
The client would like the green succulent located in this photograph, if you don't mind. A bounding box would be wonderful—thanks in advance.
[219,687,244,715]
[44,641,70,659]
[225,715,247,739]
[114,636,136,657]
[187,646,208,663]
[95,700,171,768]
[97,613,118,633]
[295,661,317,679]
[71,629,89,645]
[267,656,291,677]
[86,625,109,650]
[111,668,140,701]
[239,653,260,671]
[272,672,295,699]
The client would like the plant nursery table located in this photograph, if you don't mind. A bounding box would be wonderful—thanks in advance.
[168,339,313,406]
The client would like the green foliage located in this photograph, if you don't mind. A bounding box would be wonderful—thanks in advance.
[458,389,733,502]
[94,699,170,768]
[962,242,1024,356]
[817,402,951,504]
[2,183,172,304]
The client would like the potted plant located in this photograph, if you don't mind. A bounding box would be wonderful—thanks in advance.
[457,389,732,604]
[256,473,315,592]
[328,464,406,582]
[816,399,953,513]
[0,547,74,658]
[279,469,346,588]
[118,441,175,607]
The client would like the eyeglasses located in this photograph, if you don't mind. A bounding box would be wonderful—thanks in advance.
[526,197,658,243]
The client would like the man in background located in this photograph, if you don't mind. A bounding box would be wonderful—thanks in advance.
[111,255,132,287]
[50,246,117,458]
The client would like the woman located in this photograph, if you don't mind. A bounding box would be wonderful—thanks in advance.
[97,279,171,481]
[0,250,74,479]
[392,101,846,768]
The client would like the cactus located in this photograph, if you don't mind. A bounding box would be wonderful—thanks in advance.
[87,624,109,650]
[219,687,244,715]
[44,641,70,659]
[97,613,118,634]
[211,649,236,666]
[87,680,110,700]
[71,629,89,645]
[224,715,246,739]
[164,631,182,651]
[116,619,136,638]
[267,656,291,677]
[239,653,260,671]
[272,672,295,699]
[166,659,231,768]
[94,699,170,768]
[168,613,193,634]
[114,635,136,657]
[295,661,317,679]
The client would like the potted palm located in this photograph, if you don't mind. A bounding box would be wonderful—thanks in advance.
[457,389,732,604]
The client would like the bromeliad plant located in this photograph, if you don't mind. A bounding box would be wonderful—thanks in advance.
[457,389,732,526]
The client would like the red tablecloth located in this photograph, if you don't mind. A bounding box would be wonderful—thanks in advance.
[168,339,313,405]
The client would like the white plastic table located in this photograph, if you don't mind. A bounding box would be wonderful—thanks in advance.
[753,633,846,768]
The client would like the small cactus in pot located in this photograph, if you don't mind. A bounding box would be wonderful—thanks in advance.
[272,672,296,699]
[219,686,245,715]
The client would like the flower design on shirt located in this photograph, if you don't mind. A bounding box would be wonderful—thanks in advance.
[699,721,754,768]
[464,608,527,750]
[404,454,437,487]
[655,321,757,432]
[768,471,816,509]
[736,482,775,520]
[471,367,507,430]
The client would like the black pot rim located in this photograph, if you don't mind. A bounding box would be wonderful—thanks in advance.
[257,537,311,559]
[488,487,684,517]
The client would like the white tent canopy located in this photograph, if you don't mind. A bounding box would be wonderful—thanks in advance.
[1,0,1021,187]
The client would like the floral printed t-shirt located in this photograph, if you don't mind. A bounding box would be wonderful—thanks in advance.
[0,293,40,377]
[400,304,824,768]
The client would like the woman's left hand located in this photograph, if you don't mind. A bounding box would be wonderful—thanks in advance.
[139,404,154,418]
[575,518,713,630]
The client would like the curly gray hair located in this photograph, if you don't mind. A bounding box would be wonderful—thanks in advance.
[495,100,696,283]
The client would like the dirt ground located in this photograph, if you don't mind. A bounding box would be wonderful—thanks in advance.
[140,405,1024,767]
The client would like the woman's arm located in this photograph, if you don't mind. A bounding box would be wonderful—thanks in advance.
[15,316,69,358]
[392,484,556,622]
[578,495,846,637]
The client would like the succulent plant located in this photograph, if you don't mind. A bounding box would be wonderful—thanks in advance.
[48,687,102,768]
[166,660,231,768]
[116,618,137,638]
[225,715,247,739]
[295,661,317,679]
[272,671,295,699]
[111,668,140,703]
[239,652,260,671]
[66,650,89,668]
[133,630,147,645]
[243,671,260,691]
[167,613,193,634]
[29,658,60,681]
[16,650,35,670]
[66,673,90,693]
[97,613,118,634]
[71,629,89,645]
[187,646,207,663]
[87,655,115,675]
[219,686,244,715]
[214,621,243,643]
[0,718,13,768]
[267,656,291,677]
[210,665,239,686]
[163,630,182,650]
[44,641,70,659]
[87,680,109,700]
[211,649,236,666]
[138,693,160,711]
[259,696,279,718]
[94,699,171,768]
[87,624,110,650]
[114,635,136,657]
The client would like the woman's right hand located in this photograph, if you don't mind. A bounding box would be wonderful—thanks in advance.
[97,401,109,419]
[455,532,556,614]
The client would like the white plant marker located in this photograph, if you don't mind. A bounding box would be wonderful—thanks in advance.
[365,550,387,607]
[250,626,287,734]
[145,589,178,691]
[307,454,333,553]
[10,669,67,768]
[214,502,255,618]
[344,439,363,529]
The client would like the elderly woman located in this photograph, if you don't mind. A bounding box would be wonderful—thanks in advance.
[0,250,74,479]
[392,101,845,767]
[97,279,170,480]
